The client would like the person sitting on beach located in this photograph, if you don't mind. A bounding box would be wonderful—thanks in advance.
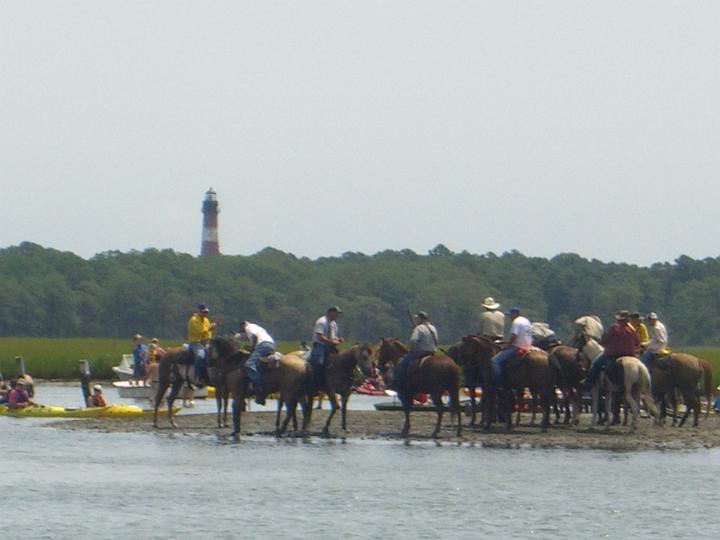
[7,379,34,409]
[87,384,107,407]
[365,364,384,390]
[0,378,8,405]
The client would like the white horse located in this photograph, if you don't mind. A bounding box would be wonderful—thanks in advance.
[580,336,658,432]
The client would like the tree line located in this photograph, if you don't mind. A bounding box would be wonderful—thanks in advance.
[1,242,719,346]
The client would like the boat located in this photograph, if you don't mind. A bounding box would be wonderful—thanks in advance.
[112,354,135,380]
[112,381,209,400]
[0,404,179,418]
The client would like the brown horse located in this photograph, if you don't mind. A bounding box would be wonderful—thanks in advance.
[208,337,312,437]
[309,343,373,436]
[649,352,714,427]
[459,335,563,432]
[377,338,461,438]
[152,346,198,428]
[546,344,588,425]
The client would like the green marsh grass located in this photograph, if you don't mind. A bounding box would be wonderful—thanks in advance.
[0,338,305,380]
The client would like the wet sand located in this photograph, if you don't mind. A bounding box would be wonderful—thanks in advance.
[49,409,720,450]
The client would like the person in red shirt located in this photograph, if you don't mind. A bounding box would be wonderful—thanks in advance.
[7,379,34,409]
[583,310,640,388]
[87,384,107,407]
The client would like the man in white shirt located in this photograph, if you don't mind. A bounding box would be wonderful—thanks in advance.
[309,306,344,386]
[639,312,668,370]
[490,307,533,387]
[237,320,276,405]
[393,311,438,392]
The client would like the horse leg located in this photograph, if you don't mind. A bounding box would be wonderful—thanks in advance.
[591,386,600,425]
[231,395,242,437]
[625,384,640,432]
[152,380,170,428]
[322,390,339,437]
[279,397,298,436]
[166,381,182,429]
[541,389,551,433]
[604,387,613,432]
[275,396,283,435]
[430,392,444,438]
[671,391,678,427]
[299,394,311,436]
[469,386,477,426]
[215,389,224,428]
[223,390,229,428]
[515,390,523,426]
[400,394,411,437]
[678,389,696,428]
[340,391,351,432]
[504,390,513,432]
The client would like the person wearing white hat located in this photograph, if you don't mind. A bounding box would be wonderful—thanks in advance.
[88,384,107,407]
[640,312,668,370]
[478,297,505,341]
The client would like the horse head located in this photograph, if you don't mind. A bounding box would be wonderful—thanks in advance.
[377,337,406,371]
[460,335,498,367]
[352,342,374,376]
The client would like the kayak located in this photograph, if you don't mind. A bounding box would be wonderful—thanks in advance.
[0,404,179,419]
[354,385,386,396]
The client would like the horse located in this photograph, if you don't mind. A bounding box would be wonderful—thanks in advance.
[207,337,312,437]
[578,336,658,431]
[459,335,563,432]
[378,338,461,438]
[545,343,588,425]
[152,346,198,428]
[648,352,713,427]
[309,343,373,436]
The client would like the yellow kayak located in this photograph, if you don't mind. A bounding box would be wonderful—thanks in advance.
[0,404,179,419]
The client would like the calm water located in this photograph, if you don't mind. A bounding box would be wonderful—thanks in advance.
[1,385,719,539]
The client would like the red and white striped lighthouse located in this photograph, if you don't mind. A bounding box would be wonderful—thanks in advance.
[200,188,220,256]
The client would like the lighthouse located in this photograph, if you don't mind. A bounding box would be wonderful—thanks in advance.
[201,188,220,256]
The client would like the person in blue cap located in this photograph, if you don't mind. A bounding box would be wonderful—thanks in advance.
[490,307,533,388]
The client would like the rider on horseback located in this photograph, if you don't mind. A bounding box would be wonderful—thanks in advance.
[393,311,438,393]
[490,307,533,388]
[236,320,276,405]
[309,306,344,388]
[478,297,505,341]
[582,310,639,388]
[639,312,668,370]
[187,304,218,388]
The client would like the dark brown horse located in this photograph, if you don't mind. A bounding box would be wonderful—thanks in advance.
[459,335,562,432]
[546,344,588,425]
[377,338,461,438]
[649,352,714,427]
[152,346,197,428]
[309,343,373,436]
[208,337,312,437]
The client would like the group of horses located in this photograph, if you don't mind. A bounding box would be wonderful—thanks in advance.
[149,331,714,438]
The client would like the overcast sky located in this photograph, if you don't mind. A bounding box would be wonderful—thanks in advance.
[2,2,718,266]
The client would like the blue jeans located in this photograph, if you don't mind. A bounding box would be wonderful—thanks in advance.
[245,341,275,386]
[585,353,615,387]
[190,343,206,380]
[490,346,519,386]
[309,342,332,365]
[393,350,427,392]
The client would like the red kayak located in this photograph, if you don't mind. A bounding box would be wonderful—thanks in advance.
[354,384,386,396]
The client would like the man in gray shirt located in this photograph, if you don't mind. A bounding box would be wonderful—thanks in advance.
[478,297,505,340]
[393,311,438,392]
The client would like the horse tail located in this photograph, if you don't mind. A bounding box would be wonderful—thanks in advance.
[699,358,714,418]
[636,361,659,418]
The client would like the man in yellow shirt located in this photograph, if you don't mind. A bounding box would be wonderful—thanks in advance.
[629,312,649,351]
[188,304,218,387]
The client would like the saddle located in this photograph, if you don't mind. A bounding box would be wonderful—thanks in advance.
[656,354,673,369]
[259,352,282,370]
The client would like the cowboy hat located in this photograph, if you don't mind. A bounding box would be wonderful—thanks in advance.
[481,297,500,310]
